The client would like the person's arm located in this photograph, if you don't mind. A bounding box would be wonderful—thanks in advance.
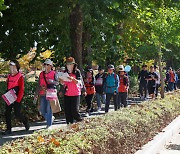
[16,76,24,103]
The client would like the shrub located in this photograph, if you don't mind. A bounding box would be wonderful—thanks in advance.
[0,91,180,154]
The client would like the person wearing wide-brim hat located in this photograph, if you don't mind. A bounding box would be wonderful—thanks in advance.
[104,64,119,113]
[60,57,84,124]
[117,65,129,108]
[138,64,149,99]
[2,60,29,135]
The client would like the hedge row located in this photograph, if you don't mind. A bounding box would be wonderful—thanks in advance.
[0,91,180,154]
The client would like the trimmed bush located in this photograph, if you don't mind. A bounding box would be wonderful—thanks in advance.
[0,91,180,154]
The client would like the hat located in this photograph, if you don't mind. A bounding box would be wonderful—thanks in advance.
[108,64,115,70]
[9,61,16,66]
[150,65,154,69]
[119,65,125,72]
[60,66,65,71]
[66,57,76,65]
[44,59,53,66]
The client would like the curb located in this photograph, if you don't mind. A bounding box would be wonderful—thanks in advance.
[135,115,180,154]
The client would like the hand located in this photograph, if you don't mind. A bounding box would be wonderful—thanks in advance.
[83,92,87,96]
[114,91,117,95]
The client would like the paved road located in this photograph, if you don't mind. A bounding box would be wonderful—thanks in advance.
[0,97,145,147]
[157,128,180,154]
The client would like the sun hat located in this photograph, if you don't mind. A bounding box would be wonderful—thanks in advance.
[119,65,125,72]
[66,57,76,65]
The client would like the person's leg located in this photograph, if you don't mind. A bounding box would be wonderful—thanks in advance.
[5,103,13,131]
[155,84,158,97]
[46,100,53,127]
[117,93,121,109]
[139,83,143,97]
[105,93,111,113]
[96,93,101,109]
[102,94,106,104]
[113,94,118,111]
[13,102,29,130]
[144,83,148,98]
[64,96,73,124]
[122,92,128,107]
[71,96,82,122]
[40,96,47,121]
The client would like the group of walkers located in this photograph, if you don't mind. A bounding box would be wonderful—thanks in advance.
[138,65,179,100]
[1,57,179,135]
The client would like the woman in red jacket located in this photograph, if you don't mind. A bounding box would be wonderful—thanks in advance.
[2,60,29,135]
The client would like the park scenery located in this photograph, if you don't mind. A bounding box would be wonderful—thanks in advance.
[0,0,180,154]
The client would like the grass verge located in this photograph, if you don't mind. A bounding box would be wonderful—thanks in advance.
[0,91,180,154]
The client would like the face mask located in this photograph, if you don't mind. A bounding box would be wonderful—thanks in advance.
[67,65,74,73]
[10,66,18,74]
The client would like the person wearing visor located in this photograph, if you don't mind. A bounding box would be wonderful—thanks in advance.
[35,59,60,129]
[103,64,119,113]
[2,60,29,135]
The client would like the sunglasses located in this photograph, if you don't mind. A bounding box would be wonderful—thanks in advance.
[44,63,50,66]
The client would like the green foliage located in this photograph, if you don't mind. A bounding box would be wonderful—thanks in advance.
[0,91,180,153]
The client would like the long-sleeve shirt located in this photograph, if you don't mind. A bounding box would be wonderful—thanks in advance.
[103,73,119,94]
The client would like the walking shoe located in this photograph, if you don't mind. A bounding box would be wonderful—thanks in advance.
[2,129,12,135]
[85,112,89,117]
[25,123,30,131]
[52,116,55,123]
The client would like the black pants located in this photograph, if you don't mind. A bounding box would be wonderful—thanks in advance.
[105,93,118,113]
[64,95,81,124]
[155,84,160,97]
[139,82,147,98]
[5,102,28,130]
[85,94,94,112]
[118,92,128,108]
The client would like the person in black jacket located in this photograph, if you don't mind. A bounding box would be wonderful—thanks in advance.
[138,65,149,99]
[147,66,158,99]
[95,66,106,112]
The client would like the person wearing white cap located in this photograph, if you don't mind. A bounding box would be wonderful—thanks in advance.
[117,65,129,108]
[2,60,29,135]
[35,59,60,129]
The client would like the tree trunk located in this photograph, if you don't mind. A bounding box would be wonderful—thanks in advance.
[158,44,165,98]
[82,31,92,67]
[69,4,83,71]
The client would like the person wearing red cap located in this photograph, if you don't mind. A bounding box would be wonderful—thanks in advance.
[2,60,29,135]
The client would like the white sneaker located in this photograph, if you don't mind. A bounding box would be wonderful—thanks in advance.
[97,108,101,112]
[85,112,89,117]
[52,116,55,123]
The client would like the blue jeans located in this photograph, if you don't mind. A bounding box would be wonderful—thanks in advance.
[96,93,106,109]
[40,96,53,126]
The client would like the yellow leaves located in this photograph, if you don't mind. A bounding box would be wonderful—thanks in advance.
[37,135,44,143]
[40,50,54,59]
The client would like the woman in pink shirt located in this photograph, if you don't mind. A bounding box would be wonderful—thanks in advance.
[61,57,84,124]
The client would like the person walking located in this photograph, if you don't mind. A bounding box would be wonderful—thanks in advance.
[165,67,176,91]
[84,67,96,116]
[104,64,119,113]
[60,57,83,124]
[117,65,129,108]
[35,59,60,129]
[138,65,149,99]
[2,60,29,135]
[95,66,106,112]
[147,66,158,99]
[154,65,160,98]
